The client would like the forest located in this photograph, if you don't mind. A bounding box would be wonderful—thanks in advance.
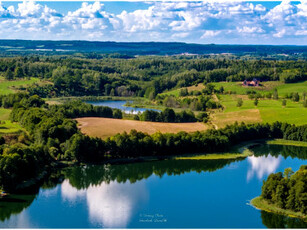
[0,56,306,100]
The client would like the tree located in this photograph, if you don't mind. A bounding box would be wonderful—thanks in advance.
[161,108,176,122]
[292,92,299,102]
[254,98,259,107]
[283,167,294,179]
[110,88,115,96]
[303,100,307,108]
[179,88,188,97]
[282,99,287,107]
[273,88,279,100]
[266,93,272,99]
[4,69,14,80]
[303,91,306,101]
[219,86,224,94]
[113,109,123,119]
[237,98,243,107]
[14,67,24,79]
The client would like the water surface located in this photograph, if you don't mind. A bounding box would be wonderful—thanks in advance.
[0,144,306,228]
[87,100,161,114]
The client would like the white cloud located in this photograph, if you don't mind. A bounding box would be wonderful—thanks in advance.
[61,178,148,228]
[247,155,281,181]
[0,1,306,44]
[237,26,264,33]
[201,30,221,38]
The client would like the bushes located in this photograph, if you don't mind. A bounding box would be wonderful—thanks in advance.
[49,100,121,119]
[139,108,197,123]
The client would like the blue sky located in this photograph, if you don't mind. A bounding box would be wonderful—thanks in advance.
[0,1,306,45]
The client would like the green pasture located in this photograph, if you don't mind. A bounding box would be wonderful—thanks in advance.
[213,81,307,96]
[0,108,10,120]
[0,77,39,95]
[0,120,22,134]
[216,95,307,126]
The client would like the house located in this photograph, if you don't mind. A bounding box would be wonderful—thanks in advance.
[243,78,259,87]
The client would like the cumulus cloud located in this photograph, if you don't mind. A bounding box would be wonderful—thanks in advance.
[61,179,148,228]
[0,1,306,44]
[247,155,282,182]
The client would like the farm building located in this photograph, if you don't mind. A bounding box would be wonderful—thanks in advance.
[243,78,259,86]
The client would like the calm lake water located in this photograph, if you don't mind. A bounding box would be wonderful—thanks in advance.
[0,144,306,228]
[87,100,161,114]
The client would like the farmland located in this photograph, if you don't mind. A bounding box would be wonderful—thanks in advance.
[76,117,210,139]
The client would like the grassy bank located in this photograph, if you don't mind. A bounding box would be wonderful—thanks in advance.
[267,139,307,147]
[251,196,307,222]
[175,149,253,160]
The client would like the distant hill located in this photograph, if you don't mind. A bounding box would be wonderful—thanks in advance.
[0,39,306,56]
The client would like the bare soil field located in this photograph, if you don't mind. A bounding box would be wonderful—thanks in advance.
[76,117,210,139]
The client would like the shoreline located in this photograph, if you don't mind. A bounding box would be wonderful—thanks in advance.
[251,196,307,222]
[2,139,306,194]
[266,139,307,147]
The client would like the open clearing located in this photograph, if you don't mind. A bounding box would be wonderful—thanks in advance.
[0,77,40,95]
[76,117,210,139]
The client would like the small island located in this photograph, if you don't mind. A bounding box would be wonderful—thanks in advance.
[251,166,307,222]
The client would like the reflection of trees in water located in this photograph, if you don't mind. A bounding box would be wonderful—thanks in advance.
[64,158,241,190]
[1,144,305,224]
[0,194,36,222]
[253,144,307,160]
[261,210,307,228]
[0,171,64,222]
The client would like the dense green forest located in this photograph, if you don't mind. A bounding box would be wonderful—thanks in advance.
[0,93,306,191]
[259,166,307,216]
[0,56,306,99]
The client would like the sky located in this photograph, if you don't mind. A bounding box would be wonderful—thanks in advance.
[0,1,306,45]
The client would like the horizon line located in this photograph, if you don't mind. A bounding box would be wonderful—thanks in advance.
[0,39,306,46]
[0,0,300,2]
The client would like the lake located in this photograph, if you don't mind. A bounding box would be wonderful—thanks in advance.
[86,100,161,114]
[0,144,306,228]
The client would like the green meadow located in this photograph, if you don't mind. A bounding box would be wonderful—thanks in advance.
[215,95,306,126]
[160,81,307,98]
[0,77,39,95]
[0,120,22,134]
[0,108,22,134]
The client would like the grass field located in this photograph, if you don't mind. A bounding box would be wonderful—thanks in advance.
[0,120,22,134]
[0,77,39,95]
[213,95,307,127]
[0,109,23,134]
[212,109,262,128]
[251,197,307,221]
[76,117,210,139]
[0,108,11,120]
[159,84,206,97]
[161,81,307,97]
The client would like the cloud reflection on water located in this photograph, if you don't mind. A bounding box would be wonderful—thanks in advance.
[61,179,147,228]
[247,155,282,182]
